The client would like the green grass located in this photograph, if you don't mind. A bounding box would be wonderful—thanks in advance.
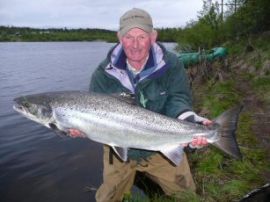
[194,79,241,117]
[189,79,270,202]
[253,76,270,87]
[251,76,270,104]
[189,72,269,200]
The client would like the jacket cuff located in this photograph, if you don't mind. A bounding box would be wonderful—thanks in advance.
[176,109,192,119]
[177,110,194,120]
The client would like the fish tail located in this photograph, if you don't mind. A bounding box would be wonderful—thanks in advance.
[212,105,243,159]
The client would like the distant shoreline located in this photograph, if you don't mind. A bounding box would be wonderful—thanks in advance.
[0,26,177,42]
[0,26,118,42]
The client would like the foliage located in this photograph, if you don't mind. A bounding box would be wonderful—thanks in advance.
[176,0,224,50]
[157,28,182,42]
[176,0,270,51]
[224,0,270,36]
[0,26,118,42]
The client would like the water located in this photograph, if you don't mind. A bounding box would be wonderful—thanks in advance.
[0,42,177,202]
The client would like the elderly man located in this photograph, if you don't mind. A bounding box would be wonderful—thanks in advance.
[71,8,210,202]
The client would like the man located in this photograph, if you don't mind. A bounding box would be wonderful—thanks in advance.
[70,8,210,202]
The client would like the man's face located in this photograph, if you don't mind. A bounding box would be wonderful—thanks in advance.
[119,28,156,65]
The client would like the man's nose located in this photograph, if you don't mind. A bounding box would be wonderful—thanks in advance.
[132,38,139,48]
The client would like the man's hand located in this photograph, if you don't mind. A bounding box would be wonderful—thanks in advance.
[202,119,213,127]
[190,118,212,148]
[67,129,86,138]
[190,136,208,148]
[178,111,213,149]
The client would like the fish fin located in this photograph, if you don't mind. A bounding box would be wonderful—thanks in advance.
[160,145,184,166]
[111,146,128,162]
[213,105,243,159]
[49,123,68,137]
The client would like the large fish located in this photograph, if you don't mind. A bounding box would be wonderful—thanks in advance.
[13,91,242,165]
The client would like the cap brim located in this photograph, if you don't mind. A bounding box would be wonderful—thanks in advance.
[119,24,152,37]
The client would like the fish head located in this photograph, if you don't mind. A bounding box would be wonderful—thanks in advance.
[13,94,53,128]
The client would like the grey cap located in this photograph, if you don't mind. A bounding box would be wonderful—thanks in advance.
[119,8,153,36]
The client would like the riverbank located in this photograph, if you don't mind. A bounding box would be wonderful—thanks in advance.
[185,34,270,202]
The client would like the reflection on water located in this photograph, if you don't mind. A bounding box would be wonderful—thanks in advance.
[0,42,177,202]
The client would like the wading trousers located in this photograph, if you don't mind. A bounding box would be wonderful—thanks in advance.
[95,146,196,202]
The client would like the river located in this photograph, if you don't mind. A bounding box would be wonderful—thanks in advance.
[0,42,177,202]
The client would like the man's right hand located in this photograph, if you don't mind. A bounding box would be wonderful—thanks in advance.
[67,129,86,138]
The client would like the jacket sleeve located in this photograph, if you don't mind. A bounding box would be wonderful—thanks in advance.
[89,59,111,93]
[89,69,105,93]
[164,54,193,118]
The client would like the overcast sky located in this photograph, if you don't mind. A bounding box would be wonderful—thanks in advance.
[0,0,204,30]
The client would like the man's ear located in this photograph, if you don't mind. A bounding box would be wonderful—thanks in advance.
[150,30,158,44]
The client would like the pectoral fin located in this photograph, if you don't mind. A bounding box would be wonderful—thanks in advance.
[161,145,184,166]
[111,146,128,162]
[49,123,68,137]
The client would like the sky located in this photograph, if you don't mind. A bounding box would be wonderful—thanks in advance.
[0,0,204,30]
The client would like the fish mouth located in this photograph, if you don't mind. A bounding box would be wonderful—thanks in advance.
[13,101,45,127]
[13,98,30,117]
[13,97,24,111]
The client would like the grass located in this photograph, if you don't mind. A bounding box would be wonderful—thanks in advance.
[251,76,270,104]
[188,77,270,202]
[193,79,241,117]
[186,79,267,201]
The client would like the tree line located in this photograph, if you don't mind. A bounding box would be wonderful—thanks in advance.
[174,0,270,50]
[0,27,118,42]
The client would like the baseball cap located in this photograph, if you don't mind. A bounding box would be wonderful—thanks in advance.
[119,8,153,36]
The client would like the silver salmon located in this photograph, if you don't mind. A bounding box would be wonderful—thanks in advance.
[13,91,242,165]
